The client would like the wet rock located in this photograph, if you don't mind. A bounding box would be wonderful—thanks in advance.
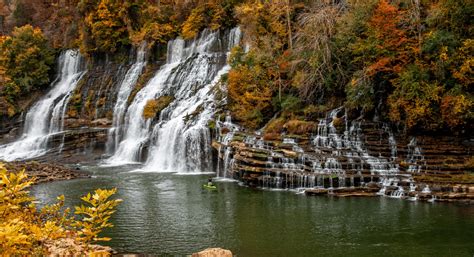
[366,182,382,190]
[192,248,233,257]
[91,118,112,127]
[305,188,329,196]
[3,161,90,184]
[44,238,115,256]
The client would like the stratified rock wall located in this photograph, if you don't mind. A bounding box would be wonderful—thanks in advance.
[214,118,474,203]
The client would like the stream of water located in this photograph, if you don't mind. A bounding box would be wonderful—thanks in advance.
[31,166,474,256]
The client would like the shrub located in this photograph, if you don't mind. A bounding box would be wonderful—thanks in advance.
[265,118,286,135]
[284,119,316,135]
[0,164,121,255]
[143,95,174,120]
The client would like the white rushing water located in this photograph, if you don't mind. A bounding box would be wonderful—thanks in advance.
[215,105,419,192]
[105,43,147,154]
[0,50,85,161]
[106,28,242,172]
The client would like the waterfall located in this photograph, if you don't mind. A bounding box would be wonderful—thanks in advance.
[406,137,425,173]
[0,50,85,161]
[107,28,242,172]
[105,43,147,155]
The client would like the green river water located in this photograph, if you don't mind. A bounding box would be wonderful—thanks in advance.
[31,166,474,256]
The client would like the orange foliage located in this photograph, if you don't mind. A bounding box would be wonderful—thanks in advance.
[441,94,473,128]
[369,0,407,50]
[366,0,413,75]
[227,65,273,129]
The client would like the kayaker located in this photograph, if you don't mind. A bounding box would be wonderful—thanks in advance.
[207,177,214,186]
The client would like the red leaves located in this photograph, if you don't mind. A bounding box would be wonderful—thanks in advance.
[369,0,407,50]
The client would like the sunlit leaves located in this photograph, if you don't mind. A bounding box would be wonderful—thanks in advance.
[74,188,122,243]
[0,163,121,255]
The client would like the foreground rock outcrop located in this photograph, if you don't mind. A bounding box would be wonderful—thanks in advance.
[192,248,233,257]
[44,238,115,256]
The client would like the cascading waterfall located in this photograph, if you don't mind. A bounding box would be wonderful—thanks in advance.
[105,43,147,155]
[216,106,423,193]
[406,137,425,173]
[107,28,242,172]
[0,50,85,161]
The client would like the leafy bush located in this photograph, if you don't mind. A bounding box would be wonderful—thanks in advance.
[143,95,175,120]
[0,164,121,255]
[0,25,54,117]
[284,119,317,135]
[0,25,54,95]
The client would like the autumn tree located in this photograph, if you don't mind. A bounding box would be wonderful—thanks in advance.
[79,0,134,54]
[0,25,54,116]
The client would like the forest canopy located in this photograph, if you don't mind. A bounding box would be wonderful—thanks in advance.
[0,0,472,132]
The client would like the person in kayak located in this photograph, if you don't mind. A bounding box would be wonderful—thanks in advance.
[207,177,214,187]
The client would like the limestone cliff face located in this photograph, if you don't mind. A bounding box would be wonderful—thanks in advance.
[0,50,158,163]
[213,118,474,203]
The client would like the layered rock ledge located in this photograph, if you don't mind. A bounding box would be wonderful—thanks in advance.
[214,120,474,204]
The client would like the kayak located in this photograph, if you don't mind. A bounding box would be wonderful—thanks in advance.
[203,184,217,190]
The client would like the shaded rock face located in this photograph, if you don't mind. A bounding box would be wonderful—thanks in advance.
[214,114,474,203]
[64,58,131,129]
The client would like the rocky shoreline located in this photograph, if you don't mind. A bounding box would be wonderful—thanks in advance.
[3,161,90,184]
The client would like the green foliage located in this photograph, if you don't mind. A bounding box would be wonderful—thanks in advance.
[388,65,444,129]
[12,1,34,27]
[2,0,471,132]
[0,163,121,255]
[0,25,54,117]
[279,95,303,113]
[0,25,54,93]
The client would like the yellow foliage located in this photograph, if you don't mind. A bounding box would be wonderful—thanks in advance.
[0,163,121,255]
[143,95,175,120]
[74,188,122,243]
[285,119,317,135]
[452,39,473,86]
[182,6,207,40]
[228,63,273,129]
[441,94,473,127]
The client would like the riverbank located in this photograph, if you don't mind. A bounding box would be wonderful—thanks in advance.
[3,161,90,184]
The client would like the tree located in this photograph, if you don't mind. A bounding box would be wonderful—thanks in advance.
[79,0,132,54]
[0,25,54,117]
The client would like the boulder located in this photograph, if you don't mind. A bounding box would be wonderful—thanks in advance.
[192,248,233,257]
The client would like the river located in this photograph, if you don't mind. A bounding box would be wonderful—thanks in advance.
[31,166,474,256]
